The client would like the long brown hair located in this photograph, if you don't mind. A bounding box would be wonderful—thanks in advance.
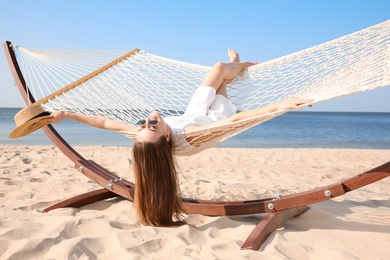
[132,136,184,226]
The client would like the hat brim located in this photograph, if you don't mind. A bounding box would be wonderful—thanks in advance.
[9,115,54,139]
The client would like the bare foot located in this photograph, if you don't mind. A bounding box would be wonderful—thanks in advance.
[242,61,259,68]
[228,49,240,62]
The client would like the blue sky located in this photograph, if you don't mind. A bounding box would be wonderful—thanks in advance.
[1,0,389,111]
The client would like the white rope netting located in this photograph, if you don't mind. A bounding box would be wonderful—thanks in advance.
[14,20,390,155]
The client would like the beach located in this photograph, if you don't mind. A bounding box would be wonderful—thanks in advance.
[1,145,389,259]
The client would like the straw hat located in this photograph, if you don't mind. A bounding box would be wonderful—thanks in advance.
[9,103,53,138]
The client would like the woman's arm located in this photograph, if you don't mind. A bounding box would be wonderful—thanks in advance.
[230,98,313,122]
[185,98,313,132]
[46,111,138,132]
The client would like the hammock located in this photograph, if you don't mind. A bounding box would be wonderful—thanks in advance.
[11,19,390,155]
[4,19,390,250]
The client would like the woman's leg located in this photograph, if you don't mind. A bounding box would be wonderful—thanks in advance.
[200,49,257,98]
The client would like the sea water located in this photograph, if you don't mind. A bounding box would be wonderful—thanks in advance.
[1,107,390,149]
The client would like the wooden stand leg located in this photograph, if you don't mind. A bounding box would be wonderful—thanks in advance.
[241,206,310,250]
[43,188,117,212]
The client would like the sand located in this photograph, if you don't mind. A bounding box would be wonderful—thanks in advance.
[1,145,389,259]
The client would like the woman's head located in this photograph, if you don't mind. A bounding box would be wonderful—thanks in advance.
[136,112,172,144]
[132,135,184,226]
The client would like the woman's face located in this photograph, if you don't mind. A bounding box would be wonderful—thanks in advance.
[136,112,172,143]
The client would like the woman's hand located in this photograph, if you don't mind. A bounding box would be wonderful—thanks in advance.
[276,98,313,111]
[45,110,67,124]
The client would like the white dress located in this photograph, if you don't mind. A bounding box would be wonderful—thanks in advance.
[164,86,237,135]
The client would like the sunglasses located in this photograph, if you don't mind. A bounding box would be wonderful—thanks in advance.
[136,119,158,126]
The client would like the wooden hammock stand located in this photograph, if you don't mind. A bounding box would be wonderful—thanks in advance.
[4,41,390,251]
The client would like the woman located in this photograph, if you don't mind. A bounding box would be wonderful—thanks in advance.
[47,49,313,226]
